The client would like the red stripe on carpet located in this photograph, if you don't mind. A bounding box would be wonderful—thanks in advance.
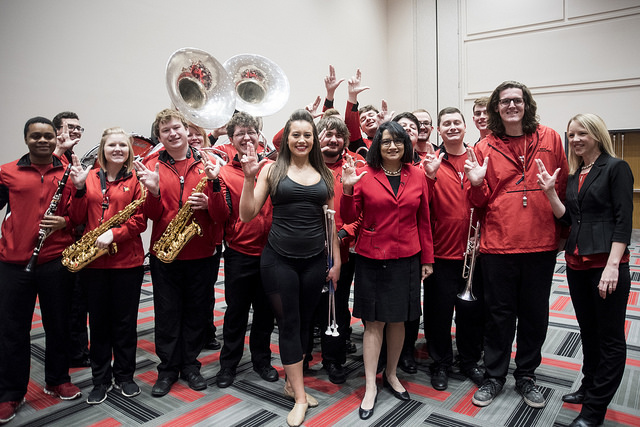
[137,371,207,402]
[139,306,154,313]
[136,316,154,325]
[606,407,640,426]
[626,357,640,367]
[306,389,362,426]
[541,357,582,371]
[159,394,240,426]
[25,380,59,410]
[451,386,482,416]
[406,381,449,401]
[198,352,221,366]
[628,291,638,305]
[550,295,571,311]
[549,311,578,320]
[137,339,156,355]
[88,418,122,427]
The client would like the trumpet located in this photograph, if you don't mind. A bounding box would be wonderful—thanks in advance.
[459,208,480,301]
[323,205,339,337]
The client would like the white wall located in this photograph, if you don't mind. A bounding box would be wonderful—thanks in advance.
[0,0,389,164]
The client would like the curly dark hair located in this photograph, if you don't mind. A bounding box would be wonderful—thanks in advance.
[487,81,539,137]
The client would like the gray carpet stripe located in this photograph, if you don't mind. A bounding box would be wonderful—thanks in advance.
[103,392,162,423]
[505,386,553,427]
[371,400,423,427]
[230,409,278,427]
[233,379,293,409]
[19,401,88,427]
[424,413,478,427]
[30,343,46,364]
[555,331,581,358]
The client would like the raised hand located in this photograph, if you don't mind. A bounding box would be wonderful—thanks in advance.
[421,144,444,179]
[347,68,370,103]
[55,122,80,154]
[202,153,221,180]
[305,96,323,119]
[240,141,267,179]
[341,154,368,194]
[464,147,488,186]
[379,99,394,123]
[324,65,344,100]
[535,158,560,194]
[69,154,90,190]
[134,160,160,196]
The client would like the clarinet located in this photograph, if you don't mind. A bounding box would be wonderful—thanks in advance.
[24,164,72,273]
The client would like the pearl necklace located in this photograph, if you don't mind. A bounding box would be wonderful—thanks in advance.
[581,161,595,171]
[381,164,402,175]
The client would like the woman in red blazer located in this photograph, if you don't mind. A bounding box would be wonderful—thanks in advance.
[342,121,434,419]
[69,127,147,405]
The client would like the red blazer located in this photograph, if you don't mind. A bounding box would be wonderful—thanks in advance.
[341,164,434,264]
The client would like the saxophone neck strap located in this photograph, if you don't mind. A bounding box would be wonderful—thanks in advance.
[98,169,109,221]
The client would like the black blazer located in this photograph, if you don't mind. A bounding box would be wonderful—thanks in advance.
[560,153,633,256]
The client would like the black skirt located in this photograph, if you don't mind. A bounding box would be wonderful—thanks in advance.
[353,254,422,323]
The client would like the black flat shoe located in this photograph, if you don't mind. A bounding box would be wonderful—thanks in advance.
[382,371,410,401]
[562,388,586,404]
[359,391,378,420]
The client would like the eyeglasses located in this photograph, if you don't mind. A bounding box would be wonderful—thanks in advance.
[381,139,403,147]
[233,130,258,139]
[498,98,524,107]
[418,121,432,127]
[59,125,84,133]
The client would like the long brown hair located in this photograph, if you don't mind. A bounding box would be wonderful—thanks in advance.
[267,109,334,199]
[487,81,539,137]
[97,127,134,173]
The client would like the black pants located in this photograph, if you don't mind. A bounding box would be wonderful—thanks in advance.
[567,264,630,423]
[0,258,73,402]
[68,273,89,362]
[260,244,325,365]
[425,258,484,370]
[81,266,143,385]
[205,245,223,342]
[481,251,556,383]
[319,253,356,365]
[150,255,215,379]
[219,247,274,369]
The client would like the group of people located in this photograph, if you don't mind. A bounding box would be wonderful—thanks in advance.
[0,68,631,427]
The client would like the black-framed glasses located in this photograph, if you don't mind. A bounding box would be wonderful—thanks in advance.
[498,98,524,107]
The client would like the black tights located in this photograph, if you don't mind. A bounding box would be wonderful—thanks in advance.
[260,244,326,365]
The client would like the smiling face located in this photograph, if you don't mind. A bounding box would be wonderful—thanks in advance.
[438,112,466,145]
[158,117,188,159]
[568,120,601,162]
[397,117,418,145]
[380,129,405,165]
[414,111,433,142]
[359,110,380,138]
[472,105,488,132]
[25,122,57,164]
[231,125,259,157]
[187,125,205,149]
[103,134,130,168]
[496,87,525,129]
[320,127,346,158]
[287,120,314,158]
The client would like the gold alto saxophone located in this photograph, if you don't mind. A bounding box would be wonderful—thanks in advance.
[153,176,208,263]
[61,183,146,272]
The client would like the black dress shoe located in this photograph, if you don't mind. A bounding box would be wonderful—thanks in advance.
[183,371,207,391]
[399,356,418,374]
[382,371,410,401]
[359,391,378,420]
[462,365,485,387]
[430,366,448,391]
[203,338,221,350]
[562,387,586,404]
[568,415,602,427]
[216,367,236,388]
[254,364,279,382]
[323,362,346,384]
[151,377,177,397]
[345,340,357,354]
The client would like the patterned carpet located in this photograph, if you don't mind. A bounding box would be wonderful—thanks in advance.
[13,241,640,426]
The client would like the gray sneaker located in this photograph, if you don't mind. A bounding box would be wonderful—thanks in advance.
[516,377,545,408]
[472,378,503,407]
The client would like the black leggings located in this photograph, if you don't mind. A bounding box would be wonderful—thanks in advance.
[260,243,326,365]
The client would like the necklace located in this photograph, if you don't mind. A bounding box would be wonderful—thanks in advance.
[381,164,402,175]
[581,161,595,171]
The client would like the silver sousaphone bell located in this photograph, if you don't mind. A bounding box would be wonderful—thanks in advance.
[223,54,290,117]
[166,47,236,129]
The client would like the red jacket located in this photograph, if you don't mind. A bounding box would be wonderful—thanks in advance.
[0,154,75,265]
[469,125,568,254]
[143,148,227,260]
[219,157,272,256]
[326,156,360,263]
[69,169,146,269]
[427,147,475,260]
[341,164,434,264]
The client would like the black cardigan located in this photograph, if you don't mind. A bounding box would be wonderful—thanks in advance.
[560,152,634,256]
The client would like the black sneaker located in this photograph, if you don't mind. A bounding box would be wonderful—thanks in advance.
[323,362,346,384]
[86,383,112,405]
[472,378,503,407]
[516,377,545,408]
[114,380,141,398]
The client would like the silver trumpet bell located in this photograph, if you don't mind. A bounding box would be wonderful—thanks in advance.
[223,54,290,117]
[166,47,236,129]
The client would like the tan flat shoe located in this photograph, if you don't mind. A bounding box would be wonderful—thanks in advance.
[286,402,308,427]
[283,385,318,408]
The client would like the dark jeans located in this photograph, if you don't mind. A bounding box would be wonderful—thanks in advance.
[481,251,556,383]
[567,264,630,423]
[68,273,89,362]
[0,258,74,402]
[219,247,274,369]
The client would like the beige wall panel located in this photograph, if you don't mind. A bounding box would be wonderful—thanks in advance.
[465,15,640,95]
[465,0,563,35]
[567,0,640,18]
